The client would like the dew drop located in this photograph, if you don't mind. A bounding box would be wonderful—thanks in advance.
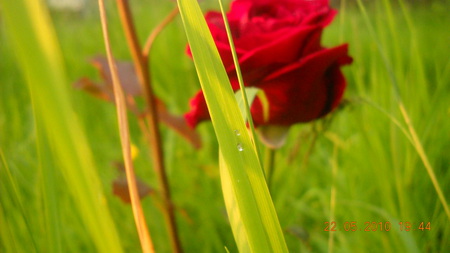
[234,129,241,136]
[237,143,244,152]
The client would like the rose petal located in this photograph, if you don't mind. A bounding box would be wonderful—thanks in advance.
[235,26,323,75]
[250,44,351,125]
[301,7,336,27]
[264,44,351,80]
[228,0,253,21]
[184,91,210,128]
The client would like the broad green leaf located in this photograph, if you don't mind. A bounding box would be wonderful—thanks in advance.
[0,0,123,252]
[176,0,288,252]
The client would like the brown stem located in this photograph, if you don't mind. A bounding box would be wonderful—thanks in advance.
[143,7,179,60]
[98,0,155,252]
[115,1,183,252]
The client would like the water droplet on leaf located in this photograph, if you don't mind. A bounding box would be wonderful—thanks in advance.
[234,129,241,136]
[237,143,244,151]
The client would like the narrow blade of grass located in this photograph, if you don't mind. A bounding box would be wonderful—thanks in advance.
[0,148,38,252]
[356,0,450,220]
[176,0,288,252]
[0,0,123,252]
[217,0,260,159]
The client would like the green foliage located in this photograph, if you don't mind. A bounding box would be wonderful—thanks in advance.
[0,0,449,252]
[177,0,288,251]
[0,0,122,252]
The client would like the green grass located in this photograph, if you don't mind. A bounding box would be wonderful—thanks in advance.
[1,0,449,252]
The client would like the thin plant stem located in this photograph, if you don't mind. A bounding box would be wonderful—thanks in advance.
[264,148,276,188]
[399,103,450,220]
[327,145,338,253]
[0,148,39,251]
[98,0,155,252]
[115,1,183,252]
[356,0,449,221]
[143,7,179,60]
[287,129,308,165]
[299,127,319,172]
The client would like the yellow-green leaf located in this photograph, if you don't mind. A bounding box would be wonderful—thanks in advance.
[176,0,288,252]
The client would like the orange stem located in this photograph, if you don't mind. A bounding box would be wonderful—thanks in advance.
[115,1,183,252]
[98,0,155,252]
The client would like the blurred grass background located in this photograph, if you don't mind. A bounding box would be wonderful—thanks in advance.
[1,0,449,252]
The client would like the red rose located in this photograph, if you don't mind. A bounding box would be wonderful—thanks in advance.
[185,0,352,128]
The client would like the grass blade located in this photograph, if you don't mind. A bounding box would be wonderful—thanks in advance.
[176,0,288,252]
[0,0,123,251]
[217,0,260,157]
[356,0,450,220]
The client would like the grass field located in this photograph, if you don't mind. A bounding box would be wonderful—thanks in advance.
[1,0,449,252]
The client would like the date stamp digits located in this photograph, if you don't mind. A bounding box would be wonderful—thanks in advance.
[324,221,431,232]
